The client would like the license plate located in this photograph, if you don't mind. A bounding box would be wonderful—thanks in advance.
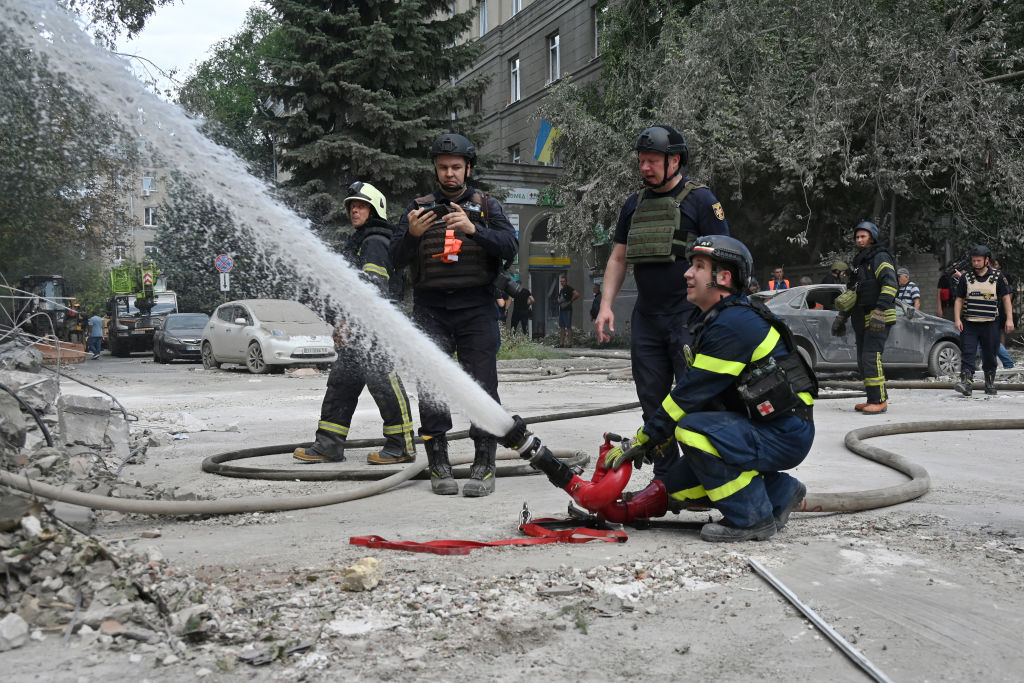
[185,345,199,351]
[301,347,330,355]
[131,329,150,335]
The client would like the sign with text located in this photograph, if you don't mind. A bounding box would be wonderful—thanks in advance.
[219,272,230,292]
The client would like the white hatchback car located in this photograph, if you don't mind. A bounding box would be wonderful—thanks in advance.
[201,299,337,374]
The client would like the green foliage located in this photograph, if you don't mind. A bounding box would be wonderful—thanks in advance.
[541,0,1024,269]
[0,29,135,290]
[177,6,286,180]
[63,0,175,46]
[154,174,310,315]
[497,328,556,360]
[261,0,487,235]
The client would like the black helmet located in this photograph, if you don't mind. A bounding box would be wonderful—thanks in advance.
[687,235,753,294]
[969,244,992,259]
[854,220,879,242]
[634,125,689,166]
[429,133,477,165]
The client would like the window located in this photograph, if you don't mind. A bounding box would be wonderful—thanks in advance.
[478,0,487,37]
[593,8,601,58]
[512,0,521,15]
[144,241,158,259]
[114,244,126,261]
[509,57,520,104]
[144,207,157,227]
[547,33,561,84]
[142,175,156,196]
[510,145,521,164]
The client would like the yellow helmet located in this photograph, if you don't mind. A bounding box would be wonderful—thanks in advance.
[344,181,387,219]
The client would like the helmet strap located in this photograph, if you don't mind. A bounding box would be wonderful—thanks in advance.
[707,262,738,294]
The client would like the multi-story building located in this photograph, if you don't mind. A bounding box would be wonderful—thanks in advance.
[119,168,165,265]
[454,0,630,339]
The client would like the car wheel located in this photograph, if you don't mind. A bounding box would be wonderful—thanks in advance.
[156,346,169,364]
[201,342,220,370]
[246,342,270,374]
[928,340,961,377]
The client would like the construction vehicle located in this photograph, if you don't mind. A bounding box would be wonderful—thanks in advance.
[12,274,84,342]
[106,262,178,357]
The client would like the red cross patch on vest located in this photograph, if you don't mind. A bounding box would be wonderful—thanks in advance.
[756,401,775,416]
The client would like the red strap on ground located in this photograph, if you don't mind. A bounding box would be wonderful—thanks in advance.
[349,519,627,556]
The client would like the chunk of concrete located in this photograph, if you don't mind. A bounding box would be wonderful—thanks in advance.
[51,501,95,534]
[0,392,27,449]
[0,342,43,372]
[0,613,29,651]
[339,557,383,592]
[0,370,58,412]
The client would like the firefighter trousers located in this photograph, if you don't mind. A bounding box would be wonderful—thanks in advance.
[659,411,814,528]
[852,309,891,404]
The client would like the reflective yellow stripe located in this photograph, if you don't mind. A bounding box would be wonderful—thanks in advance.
[692,354,746,376]
[675,428,720,457]
[799,391,814,405]
[705,469,760,501]
[363,263,390,279]
[875,261,894,278]
[670,484,708,501]
[880,286,897,297]
[383,423,414,434]
[388,372,414,452]
[318,420,349,436]
[662,395,685,421]
[750,327,780,362]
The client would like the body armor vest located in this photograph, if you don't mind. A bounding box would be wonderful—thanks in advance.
[412,192,498,290]
[963,269,1000,322]
[625,181,706,264]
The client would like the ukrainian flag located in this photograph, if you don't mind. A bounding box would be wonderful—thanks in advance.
[534,119,563,163]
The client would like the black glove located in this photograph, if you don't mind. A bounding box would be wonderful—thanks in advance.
[500,414,530,451]
[831,312,848,337]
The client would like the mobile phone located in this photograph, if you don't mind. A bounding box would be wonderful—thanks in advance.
[429,203,453,217]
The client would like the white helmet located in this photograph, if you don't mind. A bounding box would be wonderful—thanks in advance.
[344,181,387,219]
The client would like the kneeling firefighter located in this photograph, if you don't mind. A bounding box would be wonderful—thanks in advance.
[294,181,415,465]
[501,235,816,542]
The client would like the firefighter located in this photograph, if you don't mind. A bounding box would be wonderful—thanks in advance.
[603,235,816,542]
[391,133,518,496]
[294,182,415,465]
[594,125,729,478]
[953,245,1015,396]
[831,221,897,414]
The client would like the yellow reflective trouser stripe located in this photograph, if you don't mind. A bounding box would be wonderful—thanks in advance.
[383,424,414,434]
[750,327,780,362]
[670,485,709,502]
[662,395,685,421]
[675,428,720,457]
[363,263,390,279]
[798,391,814,405]
[705,469,760,502]
[318,421,349,436]
[691,354,746,376]
[875,261,894,278]
[388,372,414,451]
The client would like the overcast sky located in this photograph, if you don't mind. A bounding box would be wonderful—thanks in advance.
[117,0,262,94]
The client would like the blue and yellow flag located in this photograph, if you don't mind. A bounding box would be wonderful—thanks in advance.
[534,119,563,163]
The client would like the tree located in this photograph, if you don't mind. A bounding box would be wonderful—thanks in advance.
[540,0,1024,269]
[63,0,176,47]
[155,174,314,315]
[177,6,286,180]
[261,0,486,238]
[0,30,136,290]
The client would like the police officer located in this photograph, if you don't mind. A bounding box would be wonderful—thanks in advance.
[832,221,897,413]
[953,245,1015,396]
[294,182,415,465]
[594,125,729,477]
[603,235,816,542]
[391,133,518,497]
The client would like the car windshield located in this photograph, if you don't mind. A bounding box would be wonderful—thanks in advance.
[249,300,323,324]
[166,314,208,330]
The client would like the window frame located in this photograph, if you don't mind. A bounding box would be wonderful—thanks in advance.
[509,56,521,104]
[547,32,561,85]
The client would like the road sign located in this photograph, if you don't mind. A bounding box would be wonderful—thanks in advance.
[219,272,230,292]
[214,254,234,273]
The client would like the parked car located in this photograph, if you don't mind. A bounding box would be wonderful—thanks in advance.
[201,299,337,374]
[153,313,209,363]
[753,285,961,377]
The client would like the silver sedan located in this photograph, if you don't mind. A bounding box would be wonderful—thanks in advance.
[756,285,961,377]
[201,299,337,374]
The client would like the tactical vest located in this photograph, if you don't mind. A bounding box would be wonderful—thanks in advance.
[625,181,706,264]
[963,269,1000,322]
[412,192,499,290]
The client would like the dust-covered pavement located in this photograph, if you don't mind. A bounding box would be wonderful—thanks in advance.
[5,354,1024,682]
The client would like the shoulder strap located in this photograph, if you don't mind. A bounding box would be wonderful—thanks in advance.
[414,193,436,206]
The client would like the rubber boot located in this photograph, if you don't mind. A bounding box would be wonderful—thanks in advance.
[599,479,669,524]
[463,436,497,497]
[953,370,973,397]
[367,432,415,465]
[424,436,458,495]
[984,370,997,395]
[293,431,346,463]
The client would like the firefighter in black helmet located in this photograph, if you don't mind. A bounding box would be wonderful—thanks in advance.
[594,125,729,478]
[390,133,518,497]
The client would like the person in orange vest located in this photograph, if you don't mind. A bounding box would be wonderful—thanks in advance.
[769,267,790,290]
